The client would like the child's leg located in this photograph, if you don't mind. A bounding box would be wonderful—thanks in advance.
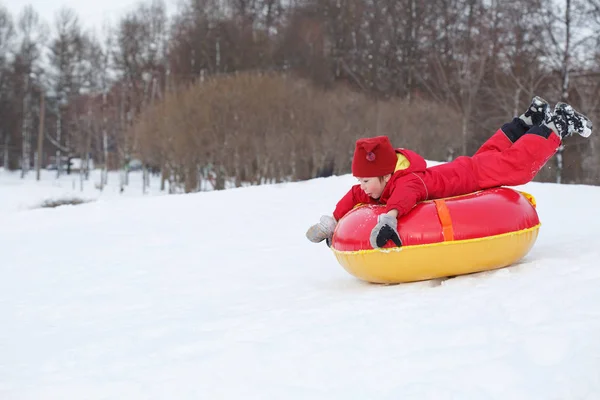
[470,126,561,188]
[473,118,528,156]
[474,96,551,156]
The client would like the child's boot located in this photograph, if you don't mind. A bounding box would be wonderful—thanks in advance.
[553,102,593,138]
[503,96,550,142]
[543,103,593,139]
[519,96,551,127]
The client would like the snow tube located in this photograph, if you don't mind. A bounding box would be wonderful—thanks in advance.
[330,187,540,284]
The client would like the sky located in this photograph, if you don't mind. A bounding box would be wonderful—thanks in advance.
[1,166,600,398]
[4,0,179,35]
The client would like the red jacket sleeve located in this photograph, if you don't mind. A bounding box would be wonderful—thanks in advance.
[385,173,428,217]
[333,185,371,221]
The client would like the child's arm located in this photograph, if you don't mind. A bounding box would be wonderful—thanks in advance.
[384,174,429,218]
[333,185,370,221]
[369,174,428,248]
[386,209,399,218]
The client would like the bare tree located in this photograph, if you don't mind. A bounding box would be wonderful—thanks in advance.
[35,88,45,180]
[86,30,113,188]
[13,6,46,178]
[113,0,169,190]
[0,6,15,170]
[418,0,492,156]
[46,7,87,177]
[484,0,549,120]
[544,0,596,183]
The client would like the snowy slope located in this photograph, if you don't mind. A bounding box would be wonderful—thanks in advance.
[2,170,600,399]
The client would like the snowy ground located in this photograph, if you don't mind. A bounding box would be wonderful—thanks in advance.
[0,168,168,214]
[2,168,600,399]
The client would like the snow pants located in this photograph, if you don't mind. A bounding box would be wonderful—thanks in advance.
[425,119,561,199]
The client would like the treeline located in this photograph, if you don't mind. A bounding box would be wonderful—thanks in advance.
[1,0,600,191]
[133,72,462,191]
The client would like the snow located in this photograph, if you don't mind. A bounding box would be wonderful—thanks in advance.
[0,168,167,213]
[2,168,600,399]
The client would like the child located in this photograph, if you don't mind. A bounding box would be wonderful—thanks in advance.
[306,97,593,249]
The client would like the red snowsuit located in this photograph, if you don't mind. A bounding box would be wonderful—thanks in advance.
[333,125,561,221]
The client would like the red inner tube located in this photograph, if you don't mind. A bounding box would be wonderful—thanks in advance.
[332,187,540,251]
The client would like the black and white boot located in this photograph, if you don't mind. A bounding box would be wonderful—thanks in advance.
[553,102,593,138]
[519,96,551,127]
[543,103,593,139]
[503,96,551,142]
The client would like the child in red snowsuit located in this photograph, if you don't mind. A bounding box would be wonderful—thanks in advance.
[306,97,593,249]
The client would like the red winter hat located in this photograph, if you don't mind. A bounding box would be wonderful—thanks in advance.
[351,136,397,177]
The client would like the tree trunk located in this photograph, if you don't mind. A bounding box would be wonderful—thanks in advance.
[85,105,92,181]
[512,87,521,118]
[143,164,149,193]
[556,0,571,184]
[160,162,167,191]
[56,110,62,179]
[461,114,468,156]
[21,74,31,179]
[102,92,109,189]
[3,136,9,170]
[81,103,93,191]
[36,92,45,181]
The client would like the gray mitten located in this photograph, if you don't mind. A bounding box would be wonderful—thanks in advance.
[369,214,402,248]
[306,215,337,245]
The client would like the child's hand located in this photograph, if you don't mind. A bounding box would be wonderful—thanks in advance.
[306,215,337,246]
[370,214,402,248]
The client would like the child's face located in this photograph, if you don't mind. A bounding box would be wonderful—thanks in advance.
[357,175,390,199]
